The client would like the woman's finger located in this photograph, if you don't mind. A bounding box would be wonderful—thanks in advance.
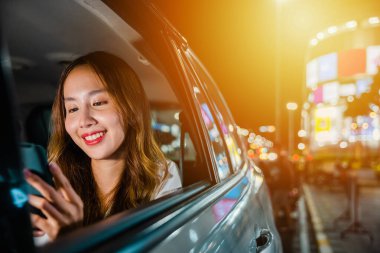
[28,194,66,223]
[49,162,82,205]
[33,229,46,237]
[30,213,49,236]
[24,169,63,204]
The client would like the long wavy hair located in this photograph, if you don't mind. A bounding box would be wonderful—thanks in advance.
[48,51,167,225]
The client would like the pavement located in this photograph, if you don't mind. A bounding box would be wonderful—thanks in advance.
[303,181,380,253]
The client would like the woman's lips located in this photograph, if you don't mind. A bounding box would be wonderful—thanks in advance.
[81,131,106,145]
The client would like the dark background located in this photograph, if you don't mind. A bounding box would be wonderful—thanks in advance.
[154,0,380,146]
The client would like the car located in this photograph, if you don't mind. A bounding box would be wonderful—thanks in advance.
[0,0,282,252]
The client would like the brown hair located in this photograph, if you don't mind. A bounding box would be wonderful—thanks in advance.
[48,51,167,225]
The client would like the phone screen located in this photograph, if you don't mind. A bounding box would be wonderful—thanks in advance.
[20,142,53,217]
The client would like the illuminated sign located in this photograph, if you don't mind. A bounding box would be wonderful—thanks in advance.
[313,106,343,145]
[313,86,323,104]
[318,53,337,82]
[306,59,318,89]
[366,45,380,75]
[323,81,339,103]
[356,77,373,95]
[338,49,366,77]
[339,83,356,96]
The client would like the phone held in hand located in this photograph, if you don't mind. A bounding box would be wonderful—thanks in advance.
[21,142,53,217]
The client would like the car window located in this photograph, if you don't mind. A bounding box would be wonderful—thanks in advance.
[185,51,244,172]
[195,90,231,180]
[151,106,197,162]
[173,47,231,181]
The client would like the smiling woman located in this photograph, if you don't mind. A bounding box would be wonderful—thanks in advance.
[26,52,182,242]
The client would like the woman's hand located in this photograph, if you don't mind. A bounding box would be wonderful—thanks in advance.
[24,162,84,240]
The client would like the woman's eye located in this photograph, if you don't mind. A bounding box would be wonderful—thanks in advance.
[93,101,108,106]
[67,107,78,113]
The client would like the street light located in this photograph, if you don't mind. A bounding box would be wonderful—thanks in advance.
[286,102,298,154]
[274,1,283,143]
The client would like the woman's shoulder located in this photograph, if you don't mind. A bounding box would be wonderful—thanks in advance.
[153,160,182,199]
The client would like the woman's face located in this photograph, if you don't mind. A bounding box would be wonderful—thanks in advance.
[63,65,125,160]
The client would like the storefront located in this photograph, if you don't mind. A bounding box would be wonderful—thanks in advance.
[303,17,380,163]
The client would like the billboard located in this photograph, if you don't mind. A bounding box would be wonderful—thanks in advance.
[323,81,339,104]
[318,53,338,82]
[306,59,318,89]
[313,106,343,146]
[338,49,366,77]
[313,86,323,104]
[366,45,380,75]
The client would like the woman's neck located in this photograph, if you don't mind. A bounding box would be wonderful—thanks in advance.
[91,159,124,207]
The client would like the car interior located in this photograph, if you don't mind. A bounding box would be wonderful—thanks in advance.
[4,0,210,200]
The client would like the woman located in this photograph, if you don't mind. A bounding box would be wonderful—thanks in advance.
[24,51,181,241]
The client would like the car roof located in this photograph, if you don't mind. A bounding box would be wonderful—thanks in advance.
[4,0,177,105]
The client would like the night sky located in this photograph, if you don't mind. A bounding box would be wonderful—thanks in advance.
[154,0,380,147]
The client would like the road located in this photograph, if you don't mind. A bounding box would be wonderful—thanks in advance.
[303,180,380,253]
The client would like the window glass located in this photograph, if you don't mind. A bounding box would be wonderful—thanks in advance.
[151,107,196,162]
[193,87,230,180]
[186,51,243,171]
[171,42,230,181]
[214,109,242,171]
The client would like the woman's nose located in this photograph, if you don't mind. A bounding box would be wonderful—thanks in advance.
[79,107,97,128]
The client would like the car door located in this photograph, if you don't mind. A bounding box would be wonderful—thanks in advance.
[150,39,281,252]
[181,46,282,253]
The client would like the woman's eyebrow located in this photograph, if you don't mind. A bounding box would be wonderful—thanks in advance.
[64,89,107,101]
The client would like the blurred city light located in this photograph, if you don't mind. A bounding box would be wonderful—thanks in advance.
[345,20,357,29]
[259,125,276,133]
[298,143,305,150]
[298,129,307,137]
[316,32,325,40]
[327,26,338,34]
[368,16,380,25]
[286,102,298,110]
[339,141,348,149]
[268,152,278,161]
[310,38,318,46]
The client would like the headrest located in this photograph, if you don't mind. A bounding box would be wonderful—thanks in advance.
[25,104,52,148]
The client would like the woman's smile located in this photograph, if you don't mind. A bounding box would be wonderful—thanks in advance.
[81,131,107,145]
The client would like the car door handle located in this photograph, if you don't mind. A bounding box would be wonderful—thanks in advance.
[250,228,273,253]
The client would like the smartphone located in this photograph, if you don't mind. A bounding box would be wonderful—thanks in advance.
[20,142,53,218]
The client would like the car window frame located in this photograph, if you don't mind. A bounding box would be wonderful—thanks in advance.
[171,43,237,182]
[175,48,246,180]
[0,29,37,251]
[186,51,246,172]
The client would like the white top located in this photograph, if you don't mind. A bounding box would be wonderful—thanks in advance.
[153,160,182,199]
[34,160,182,246]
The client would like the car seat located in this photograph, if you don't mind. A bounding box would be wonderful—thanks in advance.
[25,104,52,149]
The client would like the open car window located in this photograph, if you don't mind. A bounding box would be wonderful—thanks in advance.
[3,0,211,247]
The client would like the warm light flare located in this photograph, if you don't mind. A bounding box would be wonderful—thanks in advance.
[345,20,357,29]
[327,26,338,34]
[297,143,305,150]
[286,102,298,110]
[368,16,380,25]
[310,38,318,46]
